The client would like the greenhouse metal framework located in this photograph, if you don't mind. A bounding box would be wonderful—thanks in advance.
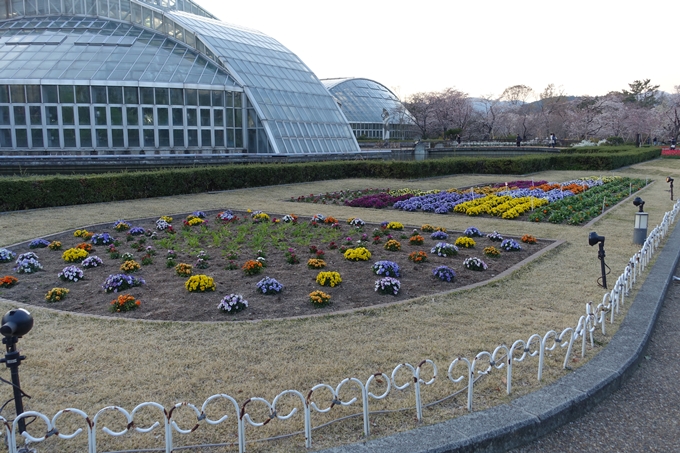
[322,77,418,141]
[0,0,360,154]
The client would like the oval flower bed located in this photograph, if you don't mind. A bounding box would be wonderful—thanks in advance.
[0,211,553,322]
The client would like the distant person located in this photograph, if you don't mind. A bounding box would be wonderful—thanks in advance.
[550,133,556,148]
[516,134,521,147]
[456,134,461,145]
[653,137,658,146]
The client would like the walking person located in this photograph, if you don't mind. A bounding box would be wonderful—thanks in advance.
[516,134,522,147]
[550,133,556,148]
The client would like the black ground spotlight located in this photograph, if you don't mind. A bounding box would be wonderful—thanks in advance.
[588,232,609,289]
[632,197,648,245]
[0,308,33,435]
[667,176,674,200]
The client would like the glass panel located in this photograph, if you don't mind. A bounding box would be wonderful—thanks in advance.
[214,129,224,147]
[10,86,25,103]
[140,87,154,104]
[0,86,8,103]
[172,107,183,125]
[46,106,58,125]
[59,86,74,103]
[26,85,41,103]
[29,106,42,125]
[199,90,211,106]
[225,92,233,108]
[142,107,154,125]
[63,129,76,147]
[201,129,211,147]
[78,107,91,125]
[92,86,107,104]
[0,129,12,148]
[128,128,139,147]
[94,106,107,125]
[186,108,196,126]
[226,109,234,128]
[32,129,44,147]
[234,109,242,128]
[42,85,58,103]
[185,89,197,105]
[235,129,243,148]
[112,129,124,147]
[13,106,25,125]
[157,107,168,126]
[124,87,138,104]
[61,107,74,125]
[108,86,123,104]
[0,107,8,126]
[187,129,197,146]
[47,129,59,148]
[143,128,154,147]
[212,91,224,107]
[16,129,28,148]
[110,107,123,125]
[200,109,210,127]
[170,88,183,105]
[96,129,108,147]
[126,107,138,125]
[173,129,184,147]
[76,86,90,103]
[155,88,168,105]
[214,109,223,127]
[80,129,92,147]
[158,129,169,146]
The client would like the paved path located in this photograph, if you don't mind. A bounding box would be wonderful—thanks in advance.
[511,263,680,452]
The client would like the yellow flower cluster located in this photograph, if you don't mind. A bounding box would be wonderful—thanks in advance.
[385,221,404,230]
[316,271,342,287]
[253,212,270,221]
[62,247,89,262]
[384,239,401,251]
[344,247,372,261]
[388,188,438,197]
[484,246,501,257]
[159,215,173,223]
[309,290,332,306]
[454,195,548,218]
[307,258,327,269]
[48,241,62,250]
[455,237,476,248]
[120,260,141,273]
[73,229,93,239]
[186,216,204,226]
[185,274,216,292]
[500,198,548,219]
[421,225,446,233]
[45,287,69,302]
[175,263,193,277]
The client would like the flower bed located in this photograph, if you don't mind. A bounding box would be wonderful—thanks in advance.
[0,210,553,321]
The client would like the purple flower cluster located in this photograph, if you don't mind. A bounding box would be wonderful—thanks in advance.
[102,273,146,293]
[192,211,207,219]
[492,180,548,189]
[14,252,42,273]
[257,276,284,294]
[217,294,248,313]
[393,191,473,214]
[0,248,16,263]
[375,276,401,295]
[464,227,484,237]
[345,193,413,209]
[433,266,456,282]
[59,265,84,282]
[82,256,103,268]
[500,239,522,251]
[91,233,114,245]
[430,231,448,240]
[372,260,401,277]
[128,227,146,236]
[29,238,50,249]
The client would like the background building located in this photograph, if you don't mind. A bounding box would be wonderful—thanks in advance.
[0,0,360,154]
[322,77,418,141]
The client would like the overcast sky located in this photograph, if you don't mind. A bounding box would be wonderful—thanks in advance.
[196,0,678,101]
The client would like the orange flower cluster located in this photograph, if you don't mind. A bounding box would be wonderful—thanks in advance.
[521,234,538,244]
[76,242,93,252]
[110,294,141,312]
[324,216,338,224]
[0,275,18,288]
[408,251,428,263]
[242,260,264,276]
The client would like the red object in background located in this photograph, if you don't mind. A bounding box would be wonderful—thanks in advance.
[662,148,680,156]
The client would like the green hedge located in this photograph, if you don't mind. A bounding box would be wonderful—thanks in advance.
[0,147,661,212]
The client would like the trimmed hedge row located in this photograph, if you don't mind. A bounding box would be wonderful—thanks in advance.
[0,147,660,212]
[558,145,657,155]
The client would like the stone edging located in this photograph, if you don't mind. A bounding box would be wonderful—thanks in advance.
[317,221,680,452]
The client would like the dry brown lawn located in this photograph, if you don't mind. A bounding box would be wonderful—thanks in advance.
[0,158,679,452]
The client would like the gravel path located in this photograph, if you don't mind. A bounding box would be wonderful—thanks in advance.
[510,262,680,452]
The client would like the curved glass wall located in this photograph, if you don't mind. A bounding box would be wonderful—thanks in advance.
[0,0,360,154]
[322,78,418,141]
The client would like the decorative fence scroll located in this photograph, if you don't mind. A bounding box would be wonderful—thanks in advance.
[4,201,679,453]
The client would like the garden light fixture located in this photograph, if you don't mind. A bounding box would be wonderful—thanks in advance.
[667,177,674,200]
[588,232,608,289]
[632,197,648,245]
[0,308,33,436]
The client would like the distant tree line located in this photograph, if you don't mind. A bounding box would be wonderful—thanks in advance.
[399,79,680,144]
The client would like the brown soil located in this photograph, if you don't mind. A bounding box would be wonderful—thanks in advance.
[0,210,552,322]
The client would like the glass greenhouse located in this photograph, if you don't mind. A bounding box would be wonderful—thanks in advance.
[0,0,360,154]
[322,77,418,141]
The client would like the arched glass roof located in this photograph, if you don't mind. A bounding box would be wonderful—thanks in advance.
[0,0,361,154]
[322,77,415,125]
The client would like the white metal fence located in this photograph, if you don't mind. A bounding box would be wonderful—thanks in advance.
[3,201,679,453]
